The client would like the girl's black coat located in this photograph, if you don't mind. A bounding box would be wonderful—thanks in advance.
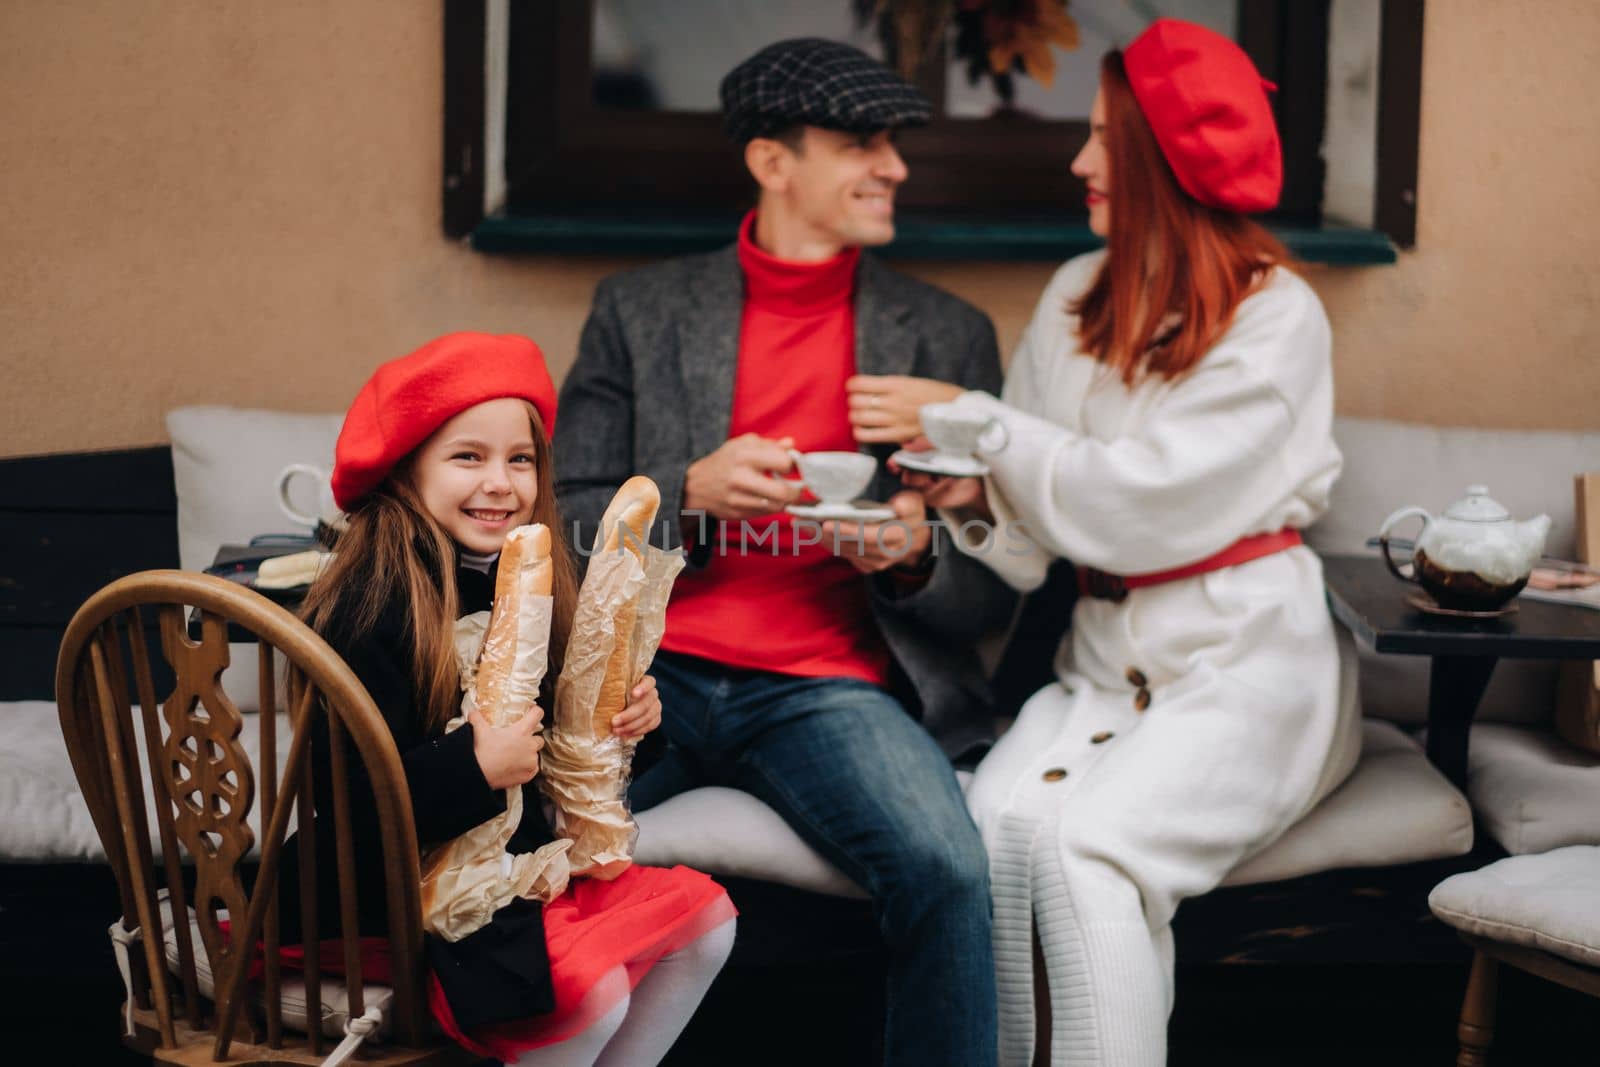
[278,561,559,1029]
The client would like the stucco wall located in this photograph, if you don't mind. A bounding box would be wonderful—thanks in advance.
[2,1,1595,459]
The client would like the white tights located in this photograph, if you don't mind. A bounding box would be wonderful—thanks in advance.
[509,917,736,1067]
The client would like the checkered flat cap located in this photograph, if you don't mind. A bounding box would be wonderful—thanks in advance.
[720,37,932,145]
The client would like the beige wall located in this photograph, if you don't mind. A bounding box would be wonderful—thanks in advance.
[2,1,1596,459]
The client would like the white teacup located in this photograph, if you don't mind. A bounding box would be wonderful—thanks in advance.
[789,450,877,505]
[920,402,1007,458]
[276,463,339,529]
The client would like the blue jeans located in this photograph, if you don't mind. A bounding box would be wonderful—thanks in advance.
[633,651,997,1067]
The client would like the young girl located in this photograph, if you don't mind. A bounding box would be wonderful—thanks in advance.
[852,20,1360,1065]
[287,331,737,1066]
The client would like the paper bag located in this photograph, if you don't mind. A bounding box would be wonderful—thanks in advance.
[541,540,683,878]
[420,595,572,942]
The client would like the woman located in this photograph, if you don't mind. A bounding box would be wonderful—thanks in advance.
[850,20,1361,1066]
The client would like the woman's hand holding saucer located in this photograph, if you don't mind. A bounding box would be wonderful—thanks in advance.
[891,437,991,515]
[847,375,963,444]
[898,469,989,514]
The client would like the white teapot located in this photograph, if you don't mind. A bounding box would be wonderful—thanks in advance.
[1378,485,1551,610]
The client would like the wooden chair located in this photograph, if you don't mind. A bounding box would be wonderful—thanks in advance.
[1451,932,1600,1066]
[1431,848,1600,1065]
[56,570,476,1065]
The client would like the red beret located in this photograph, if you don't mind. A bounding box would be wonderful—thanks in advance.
[1123,18,1282,213]
[331,332,558,510]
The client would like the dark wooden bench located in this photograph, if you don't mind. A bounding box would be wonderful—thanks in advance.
[1,446,180,1063]
[0,446,179,699]
[8,445,1593,1065]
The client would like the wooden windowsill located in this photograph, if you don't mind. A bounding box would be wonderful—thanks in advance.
[471,213,1399,266]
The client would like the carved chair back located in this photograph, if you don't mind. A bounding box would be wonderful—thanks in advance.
[55,570,435,1061]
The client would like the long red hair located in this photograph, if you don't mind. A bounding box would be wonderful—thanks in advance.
[1073,51,1293,385]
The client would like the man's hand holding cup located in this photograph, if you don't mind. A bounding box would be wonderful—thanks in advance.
[683,432,804,521]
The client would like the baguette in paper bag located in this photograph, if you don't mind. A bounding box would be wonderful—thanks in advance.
[420,524,572,941]
[542,476,682,879]
[590,479,658,736]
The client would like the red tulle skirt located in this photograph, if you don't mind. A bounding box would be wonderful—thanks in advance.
[254,864,734,1062]
[433,863,735,1060]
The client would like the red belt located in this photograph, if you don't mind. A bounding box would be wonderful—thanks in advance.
[1077,529,1304,602]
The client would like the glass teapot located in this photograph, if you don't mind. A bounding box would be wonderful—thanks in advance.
[1377,485,1552,610]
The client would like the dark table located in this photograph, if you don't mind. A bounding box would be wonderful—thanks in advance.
[1322,554,1600,790]
[195,543,317,642]
[207,543,314,603]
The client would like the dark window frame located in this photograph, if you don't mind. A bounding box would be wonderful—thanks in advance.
[444,0,1423,248]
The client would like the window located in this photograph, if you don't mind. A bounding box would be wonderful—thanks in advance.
[444,0,1423,257]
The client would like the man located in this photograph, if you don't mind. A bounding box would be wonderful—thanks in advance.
[554,38,1013,1066]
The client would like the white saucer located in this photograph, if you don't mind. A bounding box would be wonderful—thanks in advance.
[786,501,898,523]
[889,449,990,478]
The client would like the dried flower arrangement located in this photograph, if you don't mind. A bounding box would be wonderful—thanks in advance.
[856,0,1082,104]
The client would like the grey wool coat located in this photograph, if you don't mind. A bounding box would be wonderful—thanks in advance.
[552,244,1018,760]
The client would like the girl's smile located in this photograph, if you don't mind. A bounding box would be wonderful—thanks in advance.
[413,397,540,554]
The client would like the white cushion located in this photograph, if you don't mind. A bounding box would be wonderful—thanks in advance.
[1221,719,1474,886]
[0,700,105,861]
[1461,724,1600,855]
[160,903,392,1040]
[633,728,1476,897]
[1429,846,1600,968]
[166,406,343,712]
[166,406,344,571]
[1310,417,1600,728]
[0,700,291,863]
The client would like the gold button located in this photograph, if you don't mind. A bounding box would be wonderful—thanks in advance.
[1125,666,1148,688]
[1042,767,1068,782]
[1091,730,1113,744]
[1133,688,1151,712]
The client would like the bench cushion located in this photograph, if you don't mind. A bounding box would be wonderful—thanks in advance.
[1224,719,1473,885]
[2,700,290,863]
[1429,846,1600,968]
[1,700,105,862]
[157,903,393,1040]
[166,406,344,573]
[1462,723,1600,855]
[634,721,1472,897]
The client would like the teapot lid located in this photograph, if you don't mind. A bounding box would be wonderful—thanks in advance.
[1443,485,1511,523]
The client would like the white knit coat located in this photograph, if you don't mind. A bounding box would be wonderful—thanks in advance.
[946,251,1362,1066]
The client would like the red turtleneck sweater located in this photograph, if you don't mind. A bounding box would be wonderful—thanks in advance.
[659,212,891,685]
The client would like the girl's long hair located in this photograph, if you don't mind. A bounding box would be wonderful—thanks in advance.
[301,403,578,732]
[1073,51,1294,385]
